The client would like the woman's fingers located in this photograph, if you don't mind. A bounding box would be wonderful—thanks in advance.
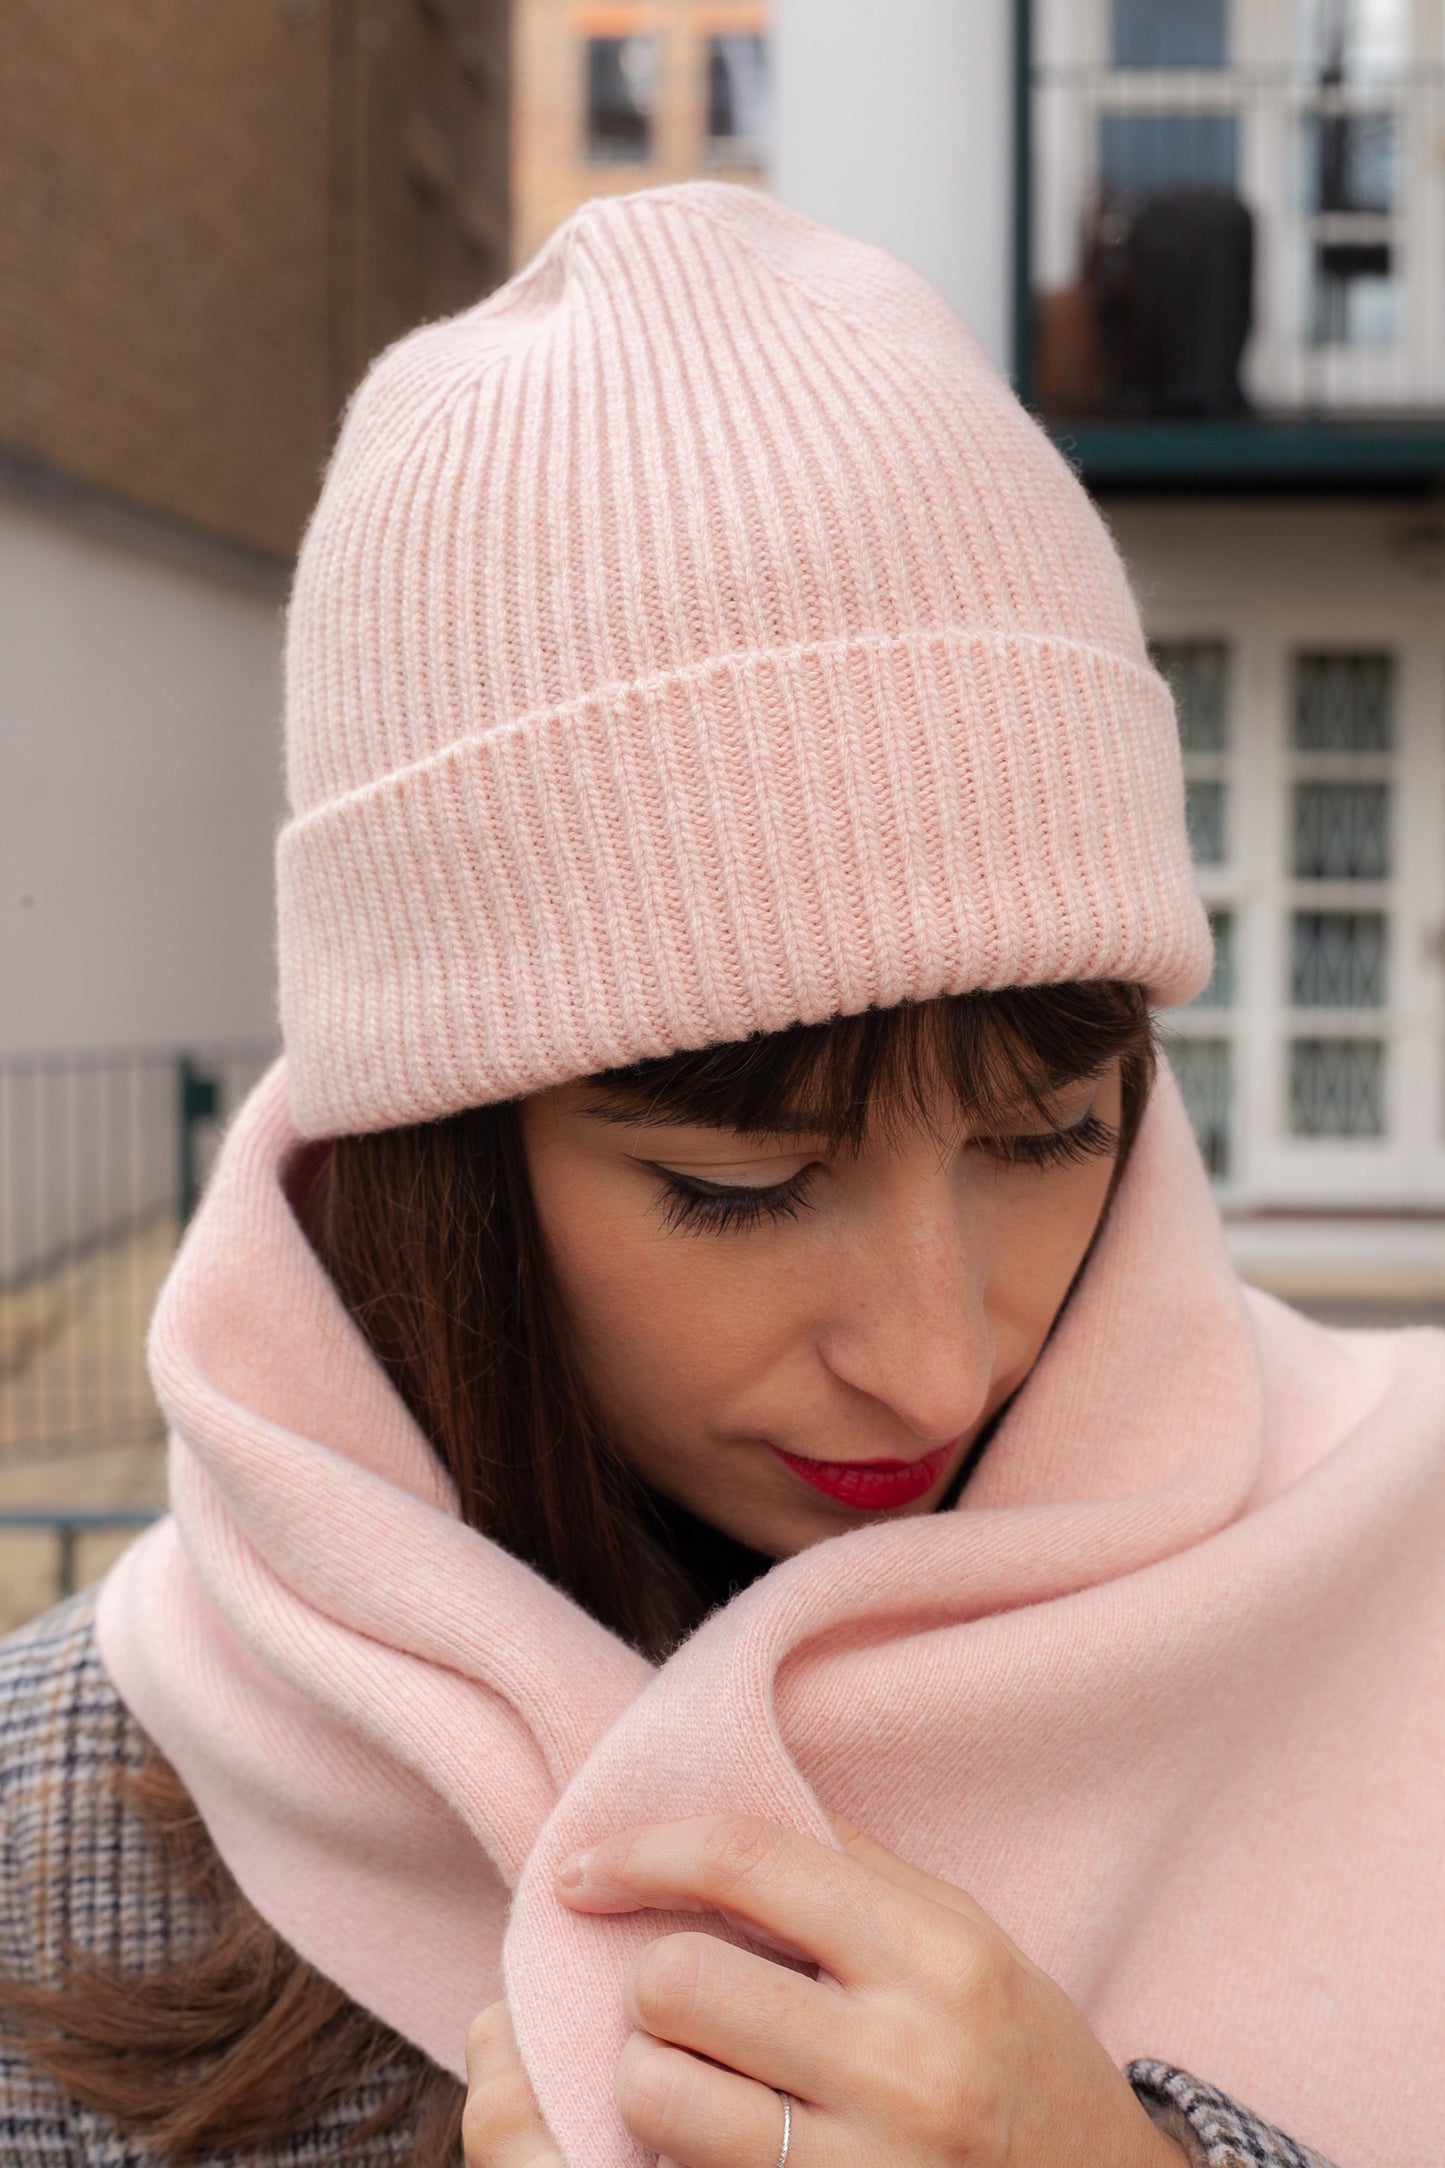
[463,2002,566,2168]
[557,1811,1004,1995]
[557,1813,947,1987]
[826,1811,1015,1941]
[615,2028,804,2168]
[625,1929,855,2105]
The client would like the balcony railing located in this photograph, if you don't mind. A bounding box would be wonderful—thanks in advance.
[0,1042,273,1459]
[0,1509,160,1605]
[1021,23,1445,483]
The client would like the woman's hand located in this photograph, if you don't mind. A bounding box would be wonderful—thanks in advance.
[551,1811,1188,2168]
[463,2000,564,2168]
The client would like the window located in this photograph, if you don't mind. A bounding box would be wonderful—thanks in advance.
[1292,780,1390,879]
[1304,110,1397,216]
[1172,1039,1234,1175]
[1154,640,1239,1180]
[1153,635,1435,1189]
[1195,908,1237,1007]
[586,36,658,163]
[1285,650,1395,1138]
[1162,639,1231,863]
[1291,911,1387,1007]
[1156,639,1229,750]
[1290,1039,1385,1135]
[1303,110,1399,344]
[1311,245,1396,348]
[1098,111,1239,195]
[1136,587,1445,1206]
[1187,778,1227,863]
[1297,1,1405,348]
[1294,650,1392,747]
[707,34,767,167]
[1035,0,1434,417]
[1297,0,1407,85]
[1111,0,1228,69]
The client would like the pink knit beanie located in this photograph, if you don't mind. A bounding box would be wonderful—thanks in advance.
[278,181,1210,1138]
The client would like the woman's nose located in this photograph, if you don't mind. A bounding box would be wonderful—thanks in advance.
[816,1197,996,1444]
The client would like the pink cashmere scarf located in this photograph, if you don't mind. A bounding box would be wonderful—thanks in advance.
[98,1061,1445,2166]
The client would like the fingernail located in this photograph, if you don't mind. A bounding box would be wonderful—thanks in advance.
[555,1850,591,1889]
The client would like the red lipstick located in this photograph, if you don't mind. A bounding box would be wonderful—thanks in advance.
[768,1442,955,1510]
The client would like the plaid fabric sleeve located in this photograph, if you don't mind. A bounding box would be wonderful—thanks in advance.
[0,1591,431,2165]
[1128,2060,1341,2168]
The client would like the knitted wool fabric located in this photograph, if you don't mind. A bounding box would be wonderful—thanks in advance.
[0,1598,1334,2168]
[278,181,1211,1138]
[97,1061,1445,2167]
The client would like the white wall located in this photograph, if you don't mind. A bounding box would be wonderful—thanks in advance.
[771,0,1014,373]
[0,486,286,1055]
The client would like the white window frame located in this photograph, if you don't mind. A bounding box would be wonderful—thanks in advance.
[1154,603,1445,1208]
[1031,0,1445,413]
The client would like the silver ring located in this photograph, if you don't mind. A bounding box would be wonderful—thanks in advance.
[773,2089,792,2168]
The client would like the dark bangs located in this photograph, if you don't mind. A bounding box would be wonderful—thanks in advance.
[587,982,1157,1154]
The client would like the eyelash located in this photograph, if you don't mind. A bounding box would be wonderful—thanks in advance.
[653,1168,817,1237]
[975,1112,1120,1171]
[648,1112,1120,1236]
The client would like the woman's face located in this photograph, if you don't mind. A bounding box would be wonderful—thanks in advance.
[520,1063,1124,1559]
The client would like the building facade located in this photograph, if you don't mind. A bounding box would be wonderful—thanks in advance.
[0,0,509,563]
[772,0,1445,1314]
[512,0,769,266]
[1,0,510,1059]
[1,0,509,1382]
[1021,0,1445,1312]
[7,0,1444,1316]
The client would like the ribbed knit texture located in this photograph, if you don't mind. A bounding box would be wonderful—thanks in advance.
[0,1596,1332,2168]
[97,1062,1445,2166]
[278,182,1210,1136]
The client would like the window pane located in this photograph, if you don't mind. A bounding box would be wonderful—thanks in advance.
[1186,778,1226,863]
[1190,910,1235,1008]
[707,35,768,159]
[1292,651,1393,749]
[1152,638,1228,750]
[1298,0,1407,84]
[1303,110,1398,215]
[586,37,657,162]
[1168,1038,1232,1175]
[1293,781,1390,878]
[1291,911,1387,1006]
[1290,1039,1385,1135]
[1112,0,1228,67]
[1311,243,1397,347]
[1098,110,1239,194]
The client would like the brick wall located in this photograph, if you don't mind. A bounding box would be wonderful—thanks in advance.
[0,0,507,560]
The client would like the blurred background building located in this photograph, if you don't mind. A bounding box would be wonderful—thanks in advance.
[2,0,1443,1619]
[515,0,767,259]
[1021,0,1445,1315]
[781,0,1445,1321]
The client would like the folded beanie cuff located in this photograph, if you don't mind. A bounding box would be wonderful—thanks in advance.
[277,629,1212,1138]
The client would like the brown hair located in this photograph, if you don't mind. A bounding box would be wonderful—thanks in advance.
[0,986,1154,2160]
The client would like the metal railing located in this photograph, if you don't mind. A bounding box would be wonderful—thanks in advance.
[0,1042,273,1460]
[0,1509,160,1603]
[1028,57,1445,423]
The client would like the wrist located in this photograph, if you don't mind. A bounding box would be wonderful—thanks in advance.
[1150,2136,1193,2168]
[1127,2089,1195,2168]
[1133,2106,1196,2168]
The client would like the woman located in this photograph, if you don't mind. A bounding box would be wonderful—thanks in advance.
[2,182,1442,2168]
